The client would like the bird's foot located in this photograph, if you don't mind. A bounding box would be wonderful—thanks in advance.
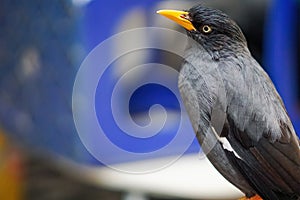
[239,194,262,200]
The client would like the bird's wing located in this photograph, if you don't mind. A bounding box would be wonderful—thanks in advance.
[223,58,300,199]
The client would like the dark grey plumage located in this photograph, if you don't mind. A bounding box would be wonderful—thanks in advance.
[178,5,300,200]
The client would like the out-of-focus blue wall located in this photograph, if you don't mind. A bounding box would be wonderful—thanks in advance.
[264,0,300,135]
[0,0,88,161]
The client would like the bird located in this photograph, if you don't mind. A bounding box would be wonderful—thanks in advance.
[157,5,300,200]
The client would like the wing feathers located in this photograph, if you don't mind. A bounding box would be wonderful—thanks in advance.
[259,139,300,194]
[226,115,300,199]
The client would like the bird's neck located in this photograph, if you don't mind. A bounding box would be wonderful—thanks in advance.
[185,39,250,62]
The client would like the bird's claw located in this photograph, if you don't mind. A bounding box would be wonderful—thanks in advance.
[239,194,262,200]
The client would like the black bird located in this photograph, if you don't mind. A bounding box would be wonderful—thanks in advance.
[157,5,300,200]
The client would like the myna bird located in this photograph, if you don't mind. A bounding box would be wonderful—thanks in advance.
[157,5,300,200]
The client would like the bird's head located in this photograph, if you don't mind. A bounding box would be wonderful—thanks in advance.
[157,5,248,59]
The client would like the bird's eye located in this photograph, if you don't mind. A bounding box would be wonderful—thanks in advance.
[201,25,212,34]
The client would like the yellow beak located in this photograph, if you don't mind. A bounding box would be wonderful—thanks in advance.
[156,9,196,31]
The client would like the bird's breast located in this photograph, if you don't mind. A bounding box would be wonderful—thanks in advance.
[178,52,223,132]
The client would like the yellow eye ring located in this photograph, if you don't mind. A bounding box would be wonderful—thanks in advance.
[202,25,212,34]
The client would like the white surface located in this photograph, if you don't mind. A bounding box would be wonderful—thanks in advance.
[85,154,244,199]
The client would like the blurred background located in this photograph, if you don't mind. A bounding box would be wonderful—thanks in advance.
[0,0,299,199]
